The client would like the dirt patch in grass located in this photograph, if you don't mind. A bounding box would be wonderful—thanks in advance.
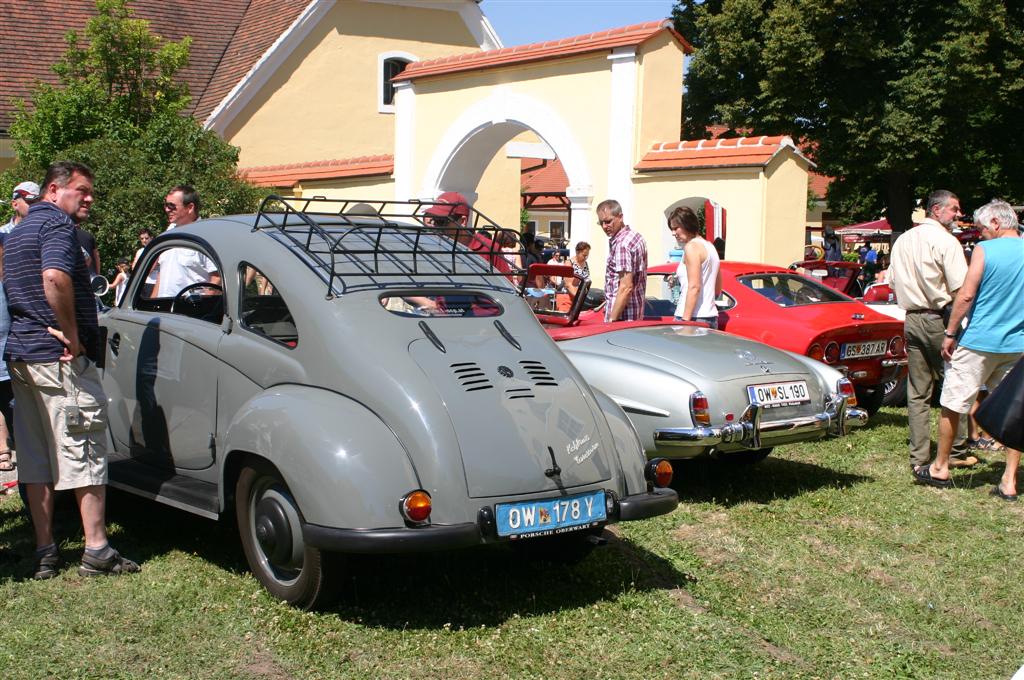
[667,586,708,615]
[237,648,293,680]
[672,511,741,568]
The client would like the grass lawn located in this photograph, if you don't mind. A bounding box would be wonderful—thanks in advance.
[1,406,1022,679]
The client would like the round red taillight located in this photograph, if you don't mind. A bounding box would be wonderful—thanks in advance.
[888,336,905,355]
[401,490,432,524]
[824,342,840,364]
[654,460,673,487]
[808,343,824,361]
[645,459,674,488]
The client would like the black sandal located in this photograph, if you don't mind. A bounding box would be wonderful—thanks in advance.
[0,450,14,472]
[78,548,141,577]
[33,550,65,580]
[913,465,952,488]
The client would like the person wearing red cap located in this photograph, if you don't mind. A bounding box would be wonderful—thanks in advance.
[423,191,512,276]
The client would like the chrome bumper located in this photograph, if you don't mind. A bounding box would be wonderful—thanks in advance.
[653,394,868,450]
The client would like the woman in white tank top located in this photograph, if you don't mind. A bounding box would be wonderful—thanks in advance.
[668,206,722,328]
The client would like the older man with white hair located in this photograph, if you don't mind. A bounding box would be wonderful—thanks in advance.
[915,200,1024,499]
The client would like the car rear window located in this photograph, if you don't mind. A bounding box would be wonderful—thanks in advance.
[380,293,502,318]
[739,274,848,307]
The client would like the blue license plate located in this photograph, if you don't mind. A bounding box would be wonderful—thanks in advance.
[496,490,607,539]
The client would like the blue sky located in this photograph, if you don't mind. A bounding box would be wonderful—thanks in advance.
[481,0,678,46]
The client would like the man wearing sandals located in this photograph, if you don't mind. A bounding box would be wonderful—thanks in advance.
[890,189,976,472]
[917,200,1024,499]
[2,161,140,578]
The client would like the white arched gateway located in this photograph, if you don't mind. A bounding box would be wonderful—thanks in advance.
[389,21,812,276]
[395,88,596,246]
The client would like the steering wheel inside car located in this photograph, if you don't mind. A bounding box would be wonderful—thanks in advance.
[171,282,224,320]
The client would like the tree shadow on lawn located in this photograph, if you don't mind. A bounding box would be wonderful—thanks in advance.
[670,457,872,507]
[326,529,692,629]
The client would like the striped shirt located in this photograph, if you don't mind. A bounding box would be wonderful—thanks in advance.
[604,225,648,322]
[2,201,99,362]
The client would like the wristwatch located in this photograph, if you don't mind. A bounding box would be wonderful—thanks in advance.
[943,330,957,339]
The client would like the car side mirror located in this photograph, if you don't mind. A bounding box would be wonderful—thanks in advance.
[91,275,109,297]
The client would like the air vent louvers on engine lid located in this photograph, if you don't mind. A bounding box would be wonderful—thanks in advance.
[505,387,534,400]
[519,360,558,387]
[450,362,493,392]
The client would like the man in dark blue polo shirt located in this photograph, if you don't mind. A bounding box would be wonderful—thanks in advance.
[3,160,139,579]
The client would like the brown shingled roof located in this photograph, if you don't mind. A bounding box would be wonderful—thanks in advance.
[635,136,812,172]
[0,0,308,133]
[239,155,394,188]
[398,19,691,82]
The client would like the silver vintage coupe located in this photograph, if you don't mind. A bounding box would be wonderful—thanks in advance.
[527,265,868,464]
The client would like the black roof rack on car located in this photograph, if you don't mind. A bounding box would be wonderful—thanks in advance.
[252,195,525,297]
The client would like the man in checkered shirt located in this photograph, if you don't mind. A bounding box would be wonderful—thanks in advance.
[597,199,647,322]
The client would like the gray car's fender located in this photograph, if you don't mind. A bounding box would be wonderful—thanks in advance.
[222,385,418,528]
[589,388,650,497]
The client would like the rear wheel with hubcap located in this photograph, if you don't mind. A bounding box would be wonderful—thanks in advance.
[236,461,336,609]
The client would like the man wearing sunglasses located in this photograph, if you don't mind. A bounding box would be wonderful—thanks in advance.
[152,185,220,298]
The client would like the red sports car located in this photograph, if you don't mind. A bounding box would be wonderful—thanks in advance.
[648,262,908,415]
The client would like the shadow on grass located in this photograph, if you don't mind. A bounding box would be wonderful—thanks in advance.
[670,457,872,507]
[862,409,907,429]
[326,529,690,629]
[0,488,245,582]
[2,489,692,628]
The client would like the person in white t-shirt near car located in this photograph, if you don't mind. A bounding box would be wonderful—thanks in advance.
[668,206,721,329]
[152,185,220,298]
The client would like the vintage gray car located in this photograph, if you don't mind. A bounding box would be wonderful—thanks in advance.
[98,197,677,608]
[528,265,868,463]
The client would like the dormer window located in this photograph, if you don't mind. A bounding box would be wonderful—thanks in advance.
[378,51,417,113]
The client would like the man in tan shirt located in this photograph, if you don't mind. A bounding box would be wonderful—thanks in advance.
[889,190,973,472]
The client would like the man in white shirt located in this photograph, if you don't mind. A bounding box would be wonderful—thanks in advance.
[889,189,974,472]
[153,185,219,297]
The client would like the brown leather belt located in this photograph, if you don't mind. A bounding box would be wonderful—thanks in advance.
[906,308,943,316]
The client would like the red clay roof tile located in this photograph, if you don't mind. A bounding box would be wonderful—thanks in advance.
[0,1,307,132]
[521,158,568,195]
[808,172,832,199]
[635,135,812,171]
[398,19,691,82]
[239,155,394,187]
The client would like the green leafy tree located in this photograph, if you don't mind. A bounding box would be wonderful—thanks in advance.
[1,0,260,267]
[673,0,1024,232]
